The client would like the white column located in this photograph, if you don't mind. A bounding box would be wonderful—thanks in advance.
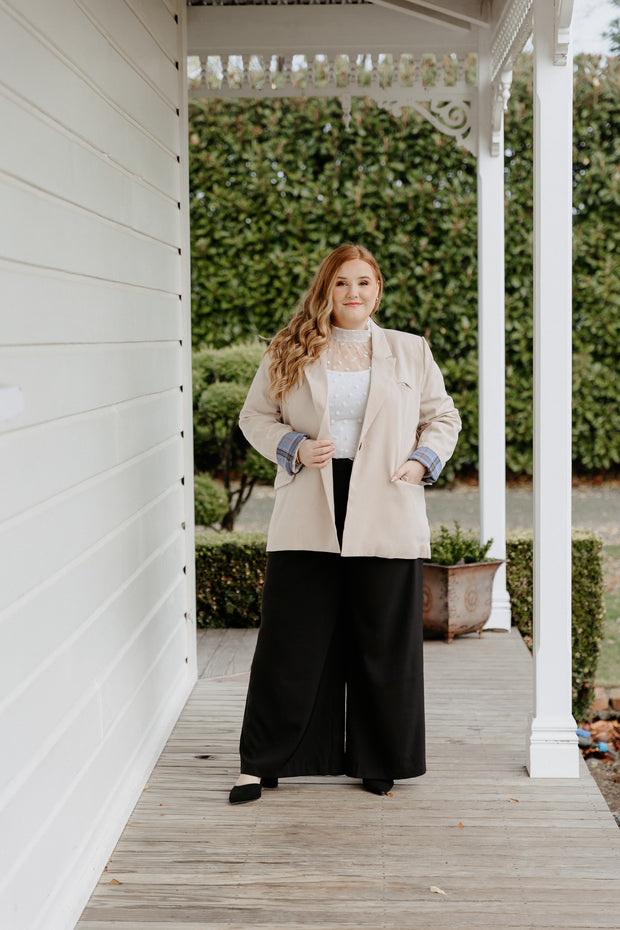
[526,0,579,778]
[477,37,511,631]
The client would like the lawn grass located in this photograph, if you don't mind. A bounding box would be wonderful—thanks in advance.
[595,545,620,689]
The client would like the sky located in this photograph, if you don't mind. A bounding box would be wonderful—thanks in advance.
[571,0,617,55]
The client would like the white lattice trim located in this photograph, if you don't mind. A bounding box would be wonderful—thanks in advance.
[491,0,533,81]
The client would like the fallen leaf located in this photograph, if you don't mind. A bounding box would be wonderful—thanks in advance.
[430,886,447,895]
[195,754,212,760]
[507,798,519,803]
[456,821,464,828]
[106,879,122,886]
[387,791,394,797]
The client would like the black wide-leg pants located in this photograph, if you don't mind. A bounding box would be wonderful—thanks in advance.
[239,459,425,781]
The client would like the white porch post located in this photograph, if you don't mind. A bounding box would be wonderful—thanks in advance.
[477,37,511,631]
[526,0,579,777]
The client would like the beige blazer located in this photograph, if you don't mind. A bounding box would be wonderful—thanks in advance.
[239,319,461,558]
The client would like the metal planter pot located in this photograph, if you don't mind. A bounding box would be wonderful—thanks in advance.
[422,560,504,643]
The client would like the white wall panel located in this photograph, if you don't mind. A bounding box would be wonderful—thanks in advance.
[0,179,180,291]
[0,391,182,521]
[0,490,185,701]
[80,0,180,104]
[5,0,179,150]
[126,0,180,62]
[0,261,181,345]
[0,343,181,433]
[0,1,195,928]
[0,7,179,197]
[0,90,180,243]
[0,437,183,611]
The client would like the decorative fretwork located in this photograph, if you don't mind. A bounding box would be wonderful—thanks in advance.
[491,71,513,157]
[380,97,475,155]
[491,0,533,82]
[188,51,478,153]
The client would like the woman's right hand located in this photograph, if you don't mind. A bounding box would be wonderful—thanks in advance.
[298,438,335,469]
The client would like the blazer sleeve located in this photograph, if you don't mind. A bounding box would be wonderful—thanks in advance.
[415,338,462,466]
[239,353,297,464]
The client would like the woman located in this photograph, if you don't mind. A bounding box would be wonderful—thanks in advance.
[230,243,461,804]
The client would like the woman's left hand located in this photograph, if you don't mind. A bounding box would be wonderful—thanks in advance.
[391,460,426,485]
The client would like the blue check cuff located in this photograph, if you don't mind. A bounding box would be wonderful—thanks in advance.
[277,430,310,475]
[409,446,442,485]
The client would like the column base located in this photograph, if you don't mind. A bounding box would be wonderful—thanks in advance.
[483,590,511,631]
[526,718,580,777]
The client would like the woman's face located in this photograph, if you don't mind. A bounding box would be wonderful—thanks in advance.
[330,259,380,330]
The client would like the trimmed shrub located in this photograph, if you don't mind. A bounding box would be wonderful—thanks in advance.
[193,342,277,528]
[506,530,605,721]
[194,473,228,527]
[195,529,605,719]
[195,531,267,627]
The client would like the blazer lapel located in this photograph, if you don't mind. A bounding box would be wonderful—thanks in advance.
[359,321,395,443]
[303,353,334,515]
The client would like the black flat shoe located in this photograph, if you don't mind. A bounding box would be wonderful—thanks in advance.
[261,777,279,789]
[362,778,394,796]
[229,782,262,804]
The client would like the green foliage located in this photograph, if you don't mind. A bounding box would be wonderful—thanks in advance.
[603,0,620,53]
[194,529,605,719]
[195,531,267,627]
[194,473,228,527]
[193,342,276,528]
[429,522,493,565]
[189,53,620,481]
[506,531,605,721]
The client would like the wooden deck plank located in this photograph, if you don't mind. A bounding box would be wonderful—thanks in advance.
[76,628,620,930]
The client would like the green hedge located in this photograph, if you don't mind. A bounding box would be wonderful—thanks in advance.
[195,530,604,719]
[195,531,267,628]
[506,531,605,721]
[188,53,620,480]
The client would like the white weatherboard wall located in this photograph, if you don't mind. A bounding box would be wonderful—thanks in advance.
[0,2,196,929]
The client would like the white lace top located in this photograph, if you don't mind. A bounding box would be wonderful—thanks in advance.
[326,323,372,459]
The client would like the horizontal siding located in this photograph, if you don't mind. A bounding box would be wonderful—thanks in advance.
[0,261,181,345]
[0,1,194,929]
[0,178,181,290]
[0,436,184,611]
[2,632,188,930]
[0,489,185,705]
[6,0,180,151]
[0,343,182,434]
[0,90,180,244]
[80,0,180,104]
[0,391,183,522]
[0,6,179,196]
[0,540,186,807]
[126,0,180,62]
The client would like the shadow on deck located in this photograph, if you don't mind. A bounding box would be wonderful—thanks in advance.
[76,628,620,930]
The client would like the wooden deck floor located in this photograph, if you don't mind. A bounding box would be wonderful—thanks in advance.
[76,628,620,930]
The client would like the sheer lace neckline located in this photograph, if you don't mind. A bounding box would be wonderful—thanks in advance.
[330,323,371,344]
[326,323,372,372]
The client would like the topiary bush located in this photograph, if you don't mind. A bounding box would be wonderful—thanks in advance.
[194,473,228,527]
[193,342,277,528]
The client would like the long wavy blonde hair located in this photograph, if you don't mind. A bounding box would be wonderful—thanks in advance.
[267,243,383,401]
